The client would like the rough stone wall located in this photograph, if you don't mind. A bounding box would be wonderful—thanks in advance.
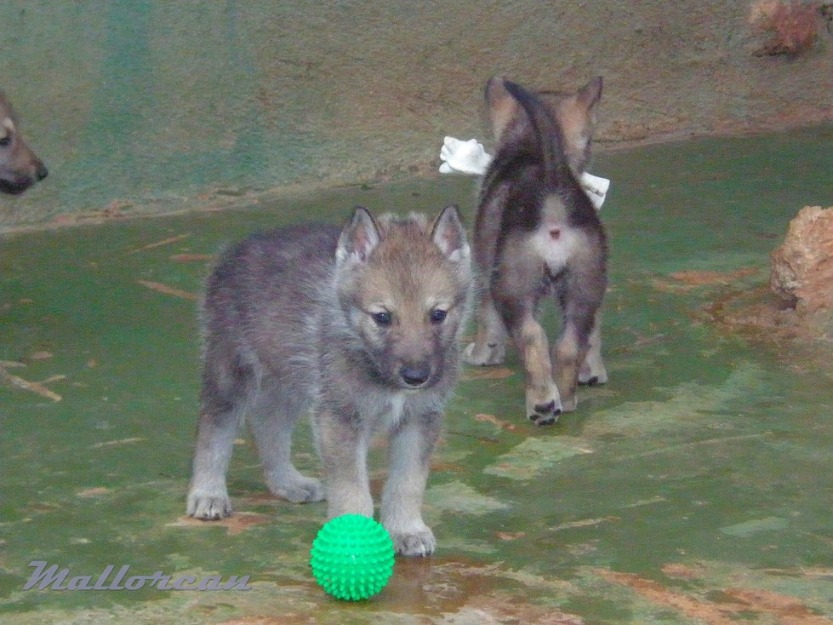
[771,206,833,315]
[1,0,832,227]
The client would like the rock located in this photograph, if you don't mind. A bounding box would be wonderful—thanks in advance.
[770,206,833,314]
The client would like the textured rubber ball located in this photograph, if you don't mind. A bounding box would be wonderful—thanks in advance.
[309,514,395,601]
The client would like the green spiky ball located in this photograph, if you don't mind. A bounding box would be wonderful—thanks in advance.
[310,514,395,601]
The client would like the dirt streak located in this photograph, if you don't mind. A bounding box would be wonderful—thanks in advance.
[597,569,742,625]
[598,569,833,625]
[725,588,833,624]
[168,512,271,536]
[474,413,517,431]
[170,253,215,263]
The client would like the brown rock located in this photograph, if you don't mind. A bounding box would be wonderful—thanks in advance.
[770,206,833,314]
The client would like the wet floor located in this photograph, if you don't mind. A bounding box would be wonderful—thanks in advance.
[2,126,833,624]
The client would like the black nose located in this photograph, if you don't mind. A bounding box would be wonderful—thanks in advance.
[36,163,48,181]
[400,363,431,387]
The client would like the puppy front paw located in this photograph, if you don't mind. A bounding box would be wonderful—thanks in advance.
[391,527,436,557]
[187,489,233,520]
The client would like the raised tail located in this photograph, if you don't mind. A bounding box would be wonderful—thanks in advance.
[502,80,575,194]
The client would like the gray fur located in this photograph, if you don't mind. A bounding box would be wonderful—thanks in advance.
[464,77,608,425]
[187,206,472,557]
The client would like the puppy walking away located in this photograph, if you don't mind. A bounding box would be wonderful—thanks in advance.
[464,77,608,425]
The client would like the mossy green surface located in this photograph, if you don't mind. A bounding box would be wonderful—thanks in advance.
[1,128,832,623]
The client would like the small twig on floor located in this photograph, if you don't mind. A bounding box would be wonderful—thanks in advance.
[128,234,190,254]
[137,280,199,301]
[550,516,619,532]
[0,363,62,402]
[89,437,145,449]
[38,375,67,384]
[170,253,215,263]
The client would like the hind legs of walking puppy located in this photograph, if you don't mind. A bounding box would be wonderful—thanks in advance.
[188,206,472,557]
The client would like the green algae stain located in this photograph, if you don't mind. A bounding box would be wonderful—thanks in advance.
[719,516,789,537]
[483,437,593,481]
[585,361,773,437]
[426,481,510,515]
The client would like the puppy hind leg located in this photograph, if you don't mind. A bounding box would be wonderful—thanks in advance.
[552,308,596,412]
[505,307,562,425]
[579,309,608,386]
[248,389,324,504]
[463,294,508,366]
[188,395,242,519]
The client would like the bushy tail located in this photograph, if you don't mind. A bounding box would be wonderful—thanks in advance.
[502,80,575,194]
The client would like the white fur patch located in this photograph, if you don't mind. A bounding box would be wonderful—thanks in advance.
[530,226,581,275]
[2,117,14,133]
[448,244,470,264]
[386,393,407,429]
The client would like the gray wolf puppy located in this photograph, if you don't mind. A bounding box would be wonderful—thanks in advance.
[187,206,472,556]
[0,91,48,195]
[463,77,607,425]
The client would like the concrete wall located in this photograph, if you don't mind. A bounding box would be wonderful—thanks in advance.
[2,1,832,227]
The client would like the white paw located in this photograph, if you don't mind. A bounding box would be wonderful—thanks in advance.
[187,489,233,520]
[579,358,608,386]
[463,341,506,366]
[387,522,437,557]
[266,474,325,504]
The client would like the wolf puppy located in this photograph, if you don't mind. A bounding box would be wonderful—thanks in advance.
[464,77,608,425]
[187,206,472,556]
[0,91,48,195]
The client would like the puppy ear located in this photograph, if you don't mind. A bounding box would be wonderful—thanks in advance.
[557,76,604,174]
[430,204,470,263]
[336,206,381,265]
[577,76,603,112]
[485,76,519,141]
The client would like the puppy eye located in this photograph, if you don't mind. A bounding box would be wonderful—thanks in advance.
[429,309,447,324]
[372,311,392,327]
[0,136,10,147]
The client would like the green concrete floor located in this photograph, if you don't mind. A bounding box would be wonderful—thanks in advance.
[2,126,833,624]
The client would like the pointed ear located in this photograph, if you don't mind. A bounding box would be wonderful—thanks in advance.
[557,76,604,173]
[336,206,381,265]
[430,205,470,263]
[485,76,519,141]
[577,76,603,113]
